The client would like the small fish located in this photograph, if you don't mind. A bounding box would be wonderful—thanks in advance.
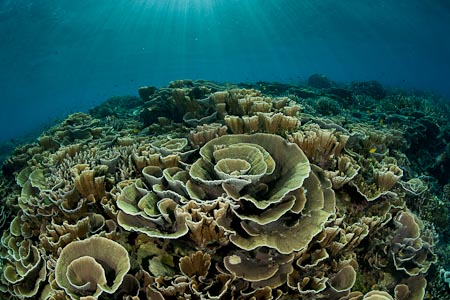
[379,118,385,125]
[133,128,140,134]
[369,147,377,154]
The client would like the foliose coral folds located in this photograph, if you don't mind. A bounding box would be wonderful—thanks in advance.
[0,82,437,300]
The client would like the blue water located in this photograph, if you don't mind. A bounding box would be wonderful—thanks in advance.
[1,0,450,142]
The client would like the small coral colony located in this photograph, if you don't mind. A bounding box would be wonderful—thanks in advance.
[1,76,450,299]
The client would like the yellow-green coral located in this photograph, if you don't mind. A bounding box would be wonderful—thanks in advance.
[0,82,441,300]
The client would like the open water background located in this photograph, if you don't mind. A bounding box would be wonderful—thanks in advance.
[1,0,449,142]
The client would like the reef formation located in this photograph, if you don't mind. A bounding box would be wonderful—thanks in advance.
[1,77,450,299]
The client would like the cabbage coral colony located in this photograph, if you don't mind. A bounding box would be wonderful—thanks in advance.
[0,79,445,299]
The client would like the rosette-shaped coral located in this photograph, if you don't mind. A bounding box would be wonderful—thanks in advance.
[117,173,192,239]
[399,178,428,196]
[351,159,403,201]
[54,236,130,300]
[390,211,436,276]
[187,134,335,254]
[1,238,47,298]
[17,167,62,218]
[0,80,442,299]
[51,113,102,145]
[150,136,196,161]
[188,133,309,202]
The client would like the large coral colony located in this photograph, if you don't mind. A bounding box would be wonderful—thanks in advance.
[1,77,450,300]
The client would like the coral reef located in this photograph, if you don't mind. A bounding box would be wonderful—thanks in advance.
[1,78,449,299]
[350,80,386,100]
[89,95,143,119]
[307,74,334,89]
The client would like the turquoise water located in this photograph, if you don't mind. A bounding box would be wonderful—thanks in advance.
[1,0,450,142]
[1,1,450,299]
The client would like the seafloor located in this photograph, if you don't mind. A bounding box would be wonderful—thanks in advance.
[1,76,450,299]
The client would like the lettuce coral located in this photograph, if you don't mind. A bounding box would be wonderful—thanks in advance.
[54,236,130,299]
[0,80,441,300]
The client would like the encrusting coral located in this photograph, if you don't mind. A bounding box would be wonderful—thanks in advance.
[0,79,444,299]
